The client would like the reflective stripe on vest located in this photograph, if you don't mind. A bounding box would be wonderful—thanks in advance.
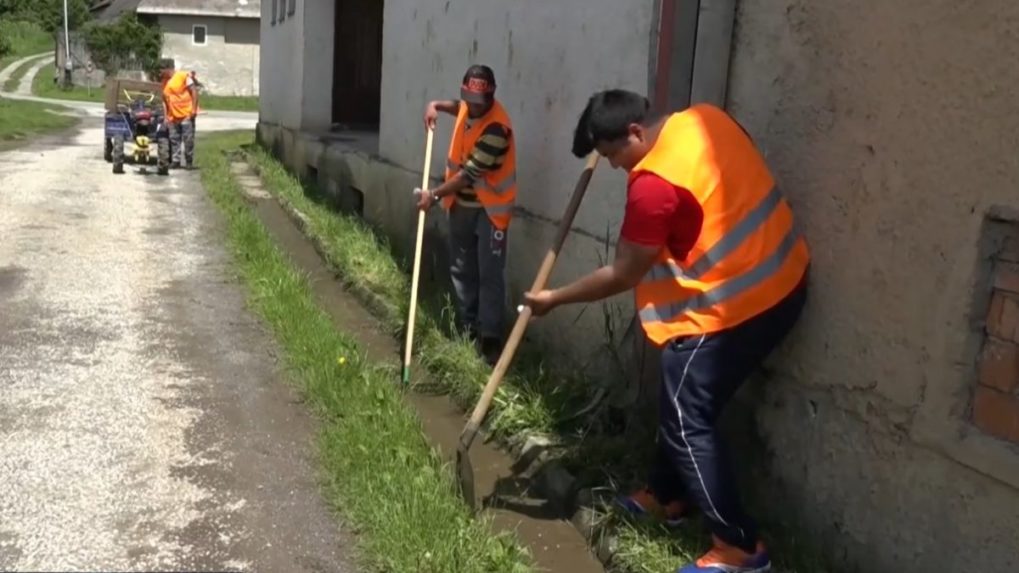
[631,104,810,344]
[442,100,517,229]
[639,215,801,322]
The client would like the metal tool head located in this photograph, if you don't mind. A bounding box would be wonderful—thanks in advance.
[455,446,477,511]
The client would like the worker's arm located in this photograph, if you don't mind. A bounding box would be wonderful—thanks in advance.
[423,99,460,129]
[525,172,692,316]
[417,123,509,210]
[524,239,660,316]
[189,85,198,118]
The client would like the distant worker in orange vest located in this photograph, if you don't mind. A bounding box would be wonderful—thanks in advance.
[419,65,518,366]
[158,60,199,169]
[525,89,810,573]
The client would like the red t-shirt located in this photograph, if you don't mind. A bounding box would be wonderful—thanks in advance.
[619,172,703,261]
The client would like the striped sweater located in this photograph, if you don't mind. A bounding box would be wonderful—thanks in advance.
[456,119,511,206]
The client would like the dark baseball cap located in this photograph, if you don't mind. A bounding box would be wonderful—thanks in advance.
[460,64,496,104]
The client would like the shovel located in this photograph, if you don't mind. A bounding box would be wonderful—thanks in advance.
[455,151,600,509]
[403,127,435,385]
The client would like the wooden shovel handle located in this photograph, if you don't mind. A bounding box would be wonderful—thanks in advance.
[461,151,600,443]
[402,128,435,382]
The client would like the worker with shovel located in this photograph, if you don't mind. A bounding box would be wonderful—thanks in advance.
[158,59,199,170]
[524,89,810,573]
[418,65,517,366]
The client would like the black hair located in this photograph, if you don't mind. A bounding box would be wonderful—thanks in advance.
[571,89,651,157]
[463,64,497,89]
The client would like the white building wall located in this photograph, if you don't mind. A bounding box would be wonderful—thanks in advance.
[158,14,260,96]
[258,0,332,131]
[375,0,657,372]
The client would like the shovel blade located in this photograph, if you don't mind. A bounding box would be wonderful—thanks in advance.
[455,446,477,511]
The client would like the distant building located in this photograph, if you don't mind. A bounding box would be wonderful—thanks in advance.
[83,0,261,96]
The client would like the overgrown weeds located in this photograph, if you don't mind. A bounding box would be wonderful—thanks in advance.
[198,131,533,573]
[227,137,833,573]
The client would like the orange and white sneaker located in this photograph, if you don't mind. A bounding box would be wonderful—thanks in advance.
[616,487,689,527]
[677,536,771,573]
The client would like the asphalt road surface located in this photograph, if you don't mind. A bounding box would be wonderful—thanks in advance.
[0,111,357,571]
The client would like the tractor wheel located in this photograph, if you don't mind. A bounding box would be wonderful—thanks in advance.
[112,135,125,174]
[157,137,170,176]
[104,138,112,162]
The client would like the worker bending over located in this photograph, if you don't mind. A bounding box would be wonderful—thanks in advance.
[159,60,199,169]
[525,89,809,573]
[419,65,518,365]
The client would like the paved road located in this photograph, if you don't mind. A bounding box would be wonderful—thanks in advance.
[0,55,259,124]
[0,113,354,569]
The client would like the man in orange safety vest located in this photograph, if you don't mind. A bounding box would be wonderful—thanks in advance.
[158,59,199,169]
[418,65,519,366]
[525,89,810,573]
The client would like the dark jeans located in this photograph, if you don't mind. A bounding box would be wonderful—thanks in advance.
[168,117,194,166]
[649,279,807,552]
[447,204,507,339]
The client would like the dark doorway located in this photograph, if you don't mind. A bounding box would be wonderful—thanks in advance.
[332,0,384,128]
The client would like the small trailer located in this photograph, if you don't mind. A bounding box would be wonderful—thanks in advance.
[102,78,171,175]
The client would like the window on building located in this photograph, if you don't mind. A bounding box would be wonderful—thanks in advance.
[271,0,277,25]
[278,0,286,22]
[192,24,208,45]
[288,0,296,16]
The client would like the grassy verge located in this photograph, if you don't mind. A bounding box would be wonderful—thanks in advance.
[227,140,833,572]
[197,131,533,573]
[0,19,50,71]
[245,144,595,441]
[32,67,104,103]
[0,97,76,146]
[31,67,258,112]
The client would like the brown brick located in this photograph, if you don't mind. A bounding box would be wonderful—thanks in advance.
[986,291,1019,341]
[973,387,1019,444]
[978,339,1019,393]
[994,263,1019,295]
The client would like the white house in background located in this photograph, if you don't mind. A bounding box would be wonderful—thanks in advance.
[134,0,261,96]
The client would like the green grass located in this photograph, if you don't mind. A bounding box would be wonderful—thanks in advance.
[244,145,596,441]
[222,140,837,573]
[197,131,533,573]
[0,97,76,145]
[30,66,259,111]
[195,93,259,112]
[31,66,104,102]
[0,19,51,70]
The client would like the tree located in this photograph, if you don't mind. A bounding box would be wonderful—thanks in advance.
[12,0,92,33]
[84,12,162,79]
[0,0,35,19]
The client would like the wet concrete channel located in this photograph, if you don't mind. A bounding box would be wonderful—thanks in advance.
[229,160,606,573]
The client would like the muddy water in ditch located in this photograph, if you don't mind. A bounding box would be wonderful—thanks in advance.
[249,197,605,573]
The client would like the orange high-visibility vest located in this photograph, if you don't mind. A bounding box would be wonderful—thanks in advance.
[631,103,810,345]
[163,70,195,121]
[443,100,518,230]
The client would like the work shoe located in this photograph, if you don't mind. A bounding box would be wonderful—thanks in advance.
[616,487,689,527]
[479,337,502,366]
[677,536,771,573]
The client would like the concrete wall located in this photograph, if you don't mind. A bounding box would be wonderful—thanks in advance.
[256,0,1019,571]
[722,1,1019,571]
[159,15,260,96]
[258,0,333,131]
[56,32,147,88]
[374,0,657,385]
